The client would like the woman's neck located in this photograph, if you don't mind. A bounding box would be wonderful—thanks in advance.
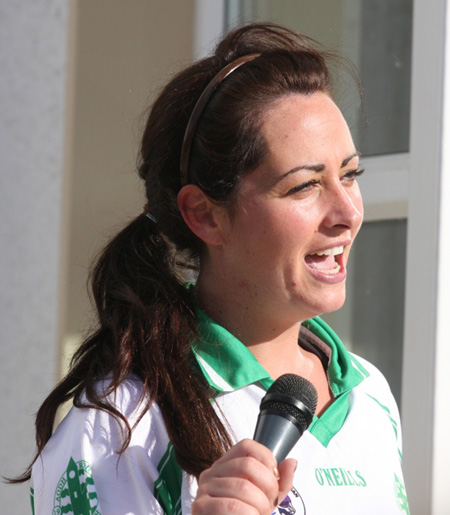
[195,272,306,375]
[195,273,300,342]
[195,271,333,415]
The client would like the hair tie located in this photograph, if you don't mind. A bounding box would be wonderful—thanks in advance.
[180,53,261,187]
[145,212,158,224]
[143,203,158,223]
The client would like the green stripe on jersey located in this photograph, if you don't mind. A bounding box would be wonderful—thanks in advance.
[30,487,35,515]
[154,443,183,515]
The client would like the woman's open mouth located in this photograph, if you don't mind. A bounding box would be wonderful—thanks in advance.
[304,245,346,278]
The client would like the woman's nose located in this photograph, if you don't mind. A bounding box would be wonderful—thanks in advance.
[323,182,363,230]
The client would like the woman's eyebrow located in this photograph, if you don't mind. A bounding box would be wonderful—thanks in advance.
[281,151,360,179]
[341,151,360,168]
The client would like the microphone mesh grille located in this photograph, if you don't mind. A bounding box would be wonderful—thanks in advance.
[260,374,318,432]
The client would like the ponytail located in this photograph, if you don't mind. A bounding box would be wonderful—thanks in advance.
[14,214,232,482]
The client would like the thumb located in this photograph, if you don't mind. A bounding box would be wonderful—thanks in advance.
[277,458,297,503]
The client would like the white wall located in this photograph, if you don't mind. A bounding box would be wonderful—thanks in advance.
[0,1,71,512]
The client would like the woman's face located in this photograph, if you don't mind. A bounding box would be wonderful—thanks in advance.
[218,92,363,324]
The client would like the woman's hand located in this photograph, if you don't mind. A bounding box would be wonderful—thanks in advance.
[192,439,297,515]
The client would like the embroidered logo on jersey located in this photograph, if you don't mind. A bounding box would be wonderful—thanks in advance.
[394,473,410,514]
[53,457,100,514]
[273,487,305,515]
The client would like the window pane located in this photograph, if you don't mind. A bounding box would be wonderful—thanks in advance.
[225,0,413,156]
[322,220,407,409]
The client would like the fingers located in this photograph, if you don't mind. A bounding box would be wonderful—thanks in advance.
[193,495,261,515]
[214,438,278,471]
[197,457,277,509]
[193,439,283,515]
[194,477,274,514]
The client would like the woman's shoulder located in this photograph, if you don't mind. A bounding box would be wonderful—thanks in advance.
[72,374,166,435]
[85,373,154,419]
[41,375,167,458]
[31,376,172,514]
[349,353,391,390]
[348,353,401,421]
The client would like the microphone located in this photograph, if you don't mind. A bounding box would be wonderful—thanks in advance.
[253,374,318,463]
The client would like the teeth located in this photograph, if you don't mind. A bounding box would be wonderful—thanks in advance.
[327,263,341,274]
[314,245,344,257]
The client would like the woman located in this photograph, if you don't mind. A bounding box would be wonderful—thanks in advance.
[19,23,409,514]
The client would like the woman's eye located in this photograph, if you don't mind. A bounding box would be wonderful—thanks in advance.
[342,168,365,182]
[286,179,320,195]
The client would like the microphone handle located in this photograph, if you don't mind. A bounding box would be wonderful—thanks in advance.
[253,412,303,464]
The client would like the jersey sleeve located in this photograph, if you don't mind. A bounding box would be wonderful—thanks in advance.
[30,377,173,515]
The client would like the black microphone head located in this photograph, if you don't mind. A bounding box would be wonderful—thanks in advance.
[260,374,318,433]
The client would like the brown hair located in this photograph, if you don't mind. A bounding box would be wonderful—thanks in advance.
[15,23,339,482]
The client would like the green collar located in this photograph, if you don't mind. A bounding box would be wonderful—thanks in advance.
[192,308,370,446]
[302,317,369,396]
[192,307,273,391]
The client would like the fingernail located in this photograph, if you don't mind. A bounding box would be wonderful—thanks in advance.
[273,466,280,480]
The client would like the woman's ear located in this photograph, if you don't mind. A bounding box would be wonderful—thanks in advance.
[177,185,228,246]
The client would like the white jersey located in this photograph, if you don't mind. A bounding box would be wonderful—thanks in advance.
[30,312,410,514]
